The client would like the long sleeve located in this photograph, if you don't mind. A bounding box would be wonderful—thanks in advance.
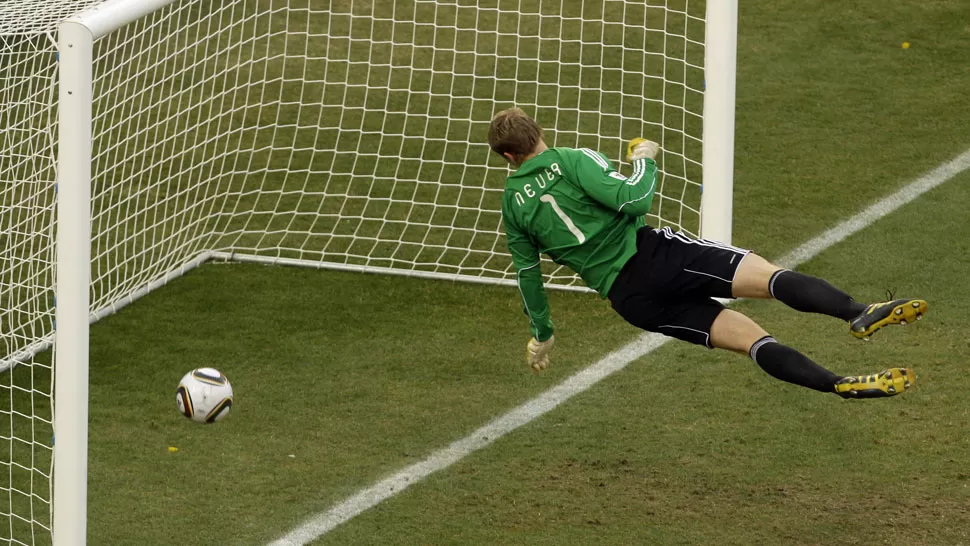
[503,213,554,341]
[571,148,658,217]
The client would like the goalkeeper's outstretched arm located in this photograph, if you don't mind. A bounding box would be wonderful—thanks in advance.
[503,213,556,373]
[570,138,660,217]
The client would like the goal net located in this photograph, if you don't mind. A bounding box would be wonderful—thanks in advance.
[2,1,108,542]
[213,0,709,287]
[1,0,725,542]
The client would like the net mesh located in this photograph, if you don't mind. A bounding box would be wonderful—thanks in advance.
[214,0,706,284]
[1,1,107,541]
[0,0,706,541]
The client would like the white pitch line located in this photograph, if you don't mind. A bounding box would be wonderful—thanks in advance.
[269,148,970,546]
[776,148,970,269]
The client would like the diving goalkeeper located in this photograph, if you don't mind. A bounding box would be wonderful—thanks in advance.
[489,107,927,399]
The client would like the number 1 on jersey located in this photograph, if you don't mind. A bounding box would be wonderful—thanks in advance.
[539,194,586,244]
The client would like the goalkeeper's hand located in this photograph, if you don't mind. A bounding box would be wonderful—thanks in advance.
[626,137,659,162]
[527,335,555,374]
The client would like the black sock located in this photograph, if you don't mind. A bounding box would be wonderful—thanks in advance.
[769,269,867,321]
[749,336,842,393]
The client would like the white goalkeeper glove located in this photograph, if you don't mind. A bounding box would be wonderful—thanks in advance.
[527,335,555,374]
[626,137,659,162]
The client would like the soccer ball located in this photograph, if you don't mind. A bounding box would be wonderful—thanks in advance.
[176,368,233,424]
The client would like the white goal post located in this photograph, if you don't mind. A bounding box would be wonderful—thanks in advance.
[1,0,737,543]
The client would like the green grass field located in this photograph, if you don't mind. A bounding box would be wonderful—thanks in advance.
[4,0,970,544]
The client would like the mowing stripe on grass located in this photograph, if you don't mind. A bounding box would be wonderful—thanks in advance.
[269,148,970,546]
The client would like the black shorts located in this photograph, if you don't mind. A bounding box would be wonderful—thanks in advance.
[607,226,751,348]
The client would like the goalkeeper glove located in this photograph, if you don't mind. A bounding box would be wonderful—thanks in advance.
[626,137,659,162]
[527,335,555,374]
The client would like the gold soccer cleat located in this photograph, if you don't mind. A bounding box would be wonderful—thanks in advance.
[835,368,915,399]
[849,299,927,340]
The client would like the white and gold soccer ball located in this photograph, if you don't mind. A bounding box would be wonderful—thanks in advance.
[176,368,233,424]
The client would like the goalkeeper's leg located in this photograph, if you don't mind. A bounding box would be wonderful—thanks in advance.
[731,253,927,338]
[711,309,841,393]
[710,309,913,398]
[731,253,867,319]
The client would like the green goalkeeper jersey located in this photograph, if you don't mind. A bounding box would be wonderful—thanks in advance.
[502,147,659,341]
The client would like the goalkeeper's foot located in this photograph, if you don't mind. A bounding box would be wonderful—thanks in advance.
[834,368,915,399]
[849,298,927,340]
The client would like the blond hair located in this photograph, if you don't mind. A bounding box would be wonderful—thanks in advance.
[487,108,543,163]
